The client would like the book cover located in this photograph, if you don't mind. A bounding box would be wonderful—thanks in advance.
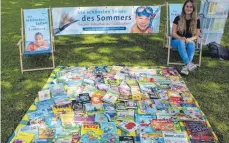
[116,102,127,111]
[81,124,102,136]
[125,100,137,109]
[140,132,164,143]
[95,113,109,122]
[103,104,116,112]
[30,117,46,126]
[102,133,119,143]
[117,110,135,121]
[135,114,156,133]
[74,113,95,123]
[90,91,104,104]
[60,112,75,127]
[117,121,139,133]
[183,121,215,142]
[38,89,51,101]
[84,103,96,112]
[119,136,135,143]
[50,83,66,96]
[102,92,118,104]
[100,122,117,134]
[78,93,91,103]
[156,111,171,119]
[162,131,189,143]
[72,100,84,113]
[151,119,174,132]
[10,132,35,143]
[66,86,79,100]
[19,125,39,140]
[38,127,55,139]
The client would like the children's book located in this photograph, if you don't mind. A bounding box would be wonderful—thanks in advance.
[125,100,137,109]
[78,93,91,103]
[36,99,54,110]
[102,92,118,104]
[104,111,117,122]
[119,136,135,143]
[162,131,189,143]
[167,90,181,101]
[19,125,39,140]
[45,114,61,128]
[72,100,84,113]
[38,89,51,101]
[100,122,117,134]
[158,89,168,100]
[80,131,102,143]
[83,85,97,96]
[74,113,95,123]
[156,110,171,119]
[103,104,116,112]
[117,121,139,133]
[135,114,156,133]
[90,90,104,104]
[117,110,135,121]
[52,103,72,116]
[84,103,96,112]
[102,133,119,143]
[66,86,79,100]
[95,113,109,122]
[81,124,102,136]
[53,95,71,105]
[50,83,66,96]
[116,102,126,111]
[30,118,46,126]
[38,127,55,139]
[28,110,45,120]
[10,132,35,143]
[183,121,215,142]
[151,119,174,132]
[60,112,75,127]
[96,83,109,92]
[83,78,95,86]
[140,132,164,143]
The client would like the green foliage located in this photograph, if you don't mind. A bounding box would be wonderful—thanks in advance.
[1,0,229,143]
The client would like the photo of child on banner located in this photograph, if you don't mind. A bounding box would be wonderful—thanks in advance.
[26,32,48,51]
[131,6,160,33]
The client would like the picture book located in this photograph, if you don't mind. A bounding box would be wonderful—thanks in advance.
[28,110,45,120]
[83,78,95,86]
[90,91,104,104]
[125,100,137,109]
[119,136,135,143]
[19,125,39,140]
[140,132,164,143]
[84,103,96,112]
[156,110,171,119]
[111,65,124,72]
[183,121,215,142]
[38,127,55,139]
[10,132,35,143]
[45,114,61,128]
[102,92,118,104]
[83,85,97,96]
[102,133,119,143]
[96,83,109,92]
[74,113,95,123]
[36,99,54,110]
[95,73,105,83]
[151,119,174,132]
[103,104,116,112]
[167,90,181,101]
[117,121,139,133]
[95,113,109,122]
[118,81,131,96]
[104,111,117,121]
[52,103,72,116]
[60,112,75,127]
[66,86,79,100]
[80,131,102,143]
[72,100,84,113]
[54,135,72,143]
[38,89,51,101]
[78,93,91,103]
[81,124,102,136]
[93,103,104,112]
[100,122,117,134]
[158,89,168,100]
[116,102,127,111]
[53,95,71,105]
[117,110,135,121]
[135,114,156,133]
[30,117,46,126]
[162,131,189,143]
[50,83,66,96]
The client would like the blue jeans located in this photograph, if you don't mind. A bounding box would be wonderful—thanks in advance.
[171,39,195,64]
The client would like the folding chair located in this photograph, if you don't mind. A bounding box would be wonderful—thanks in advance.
[166,3,203,67]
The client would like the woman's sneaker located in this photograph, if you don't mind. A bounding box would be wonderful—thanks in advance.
[187,62,197,71]
[180,65,189,75]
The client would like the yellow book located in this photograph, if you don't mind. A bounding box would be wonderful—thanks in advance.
[10,132,35,143]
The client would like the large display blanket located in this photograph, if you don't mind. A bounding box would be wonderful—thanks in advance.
[8,66,218,143]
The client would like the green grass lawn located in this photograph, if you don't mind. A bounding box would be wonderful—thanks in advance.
[1,0,229,142]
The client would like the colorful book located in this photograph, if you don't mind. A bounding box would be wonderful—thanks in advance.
[125,100,138,109]
[162,131,189,143]
[119,136,135,143]
[117,110,135,121]
[140,132,164,143]
[95,113,109,122]
[10,132,35,143]
[100,122,117,134]
[102,92,118,104]
[117,121,139,133]
[38,89,51,101]
[151,119,174,132]
[102,133,119,143]
[78,93,91,103]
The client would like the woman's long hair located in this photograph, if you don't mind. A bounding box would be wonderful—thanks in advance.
[177,0,197,35]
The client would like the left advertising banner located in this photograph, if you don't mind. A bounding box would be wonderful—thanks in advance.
[23,8,51,55]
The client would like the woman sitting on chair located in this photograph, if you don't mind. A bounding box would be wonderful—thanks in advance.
[171,0,200,75]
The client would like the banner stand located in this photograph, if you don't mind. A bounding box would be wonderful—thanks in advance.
[18,8,55,73]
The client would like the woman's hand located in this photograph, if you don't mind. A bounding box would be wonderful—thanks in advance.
[180,37,186,42]
[185,38,192,43]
